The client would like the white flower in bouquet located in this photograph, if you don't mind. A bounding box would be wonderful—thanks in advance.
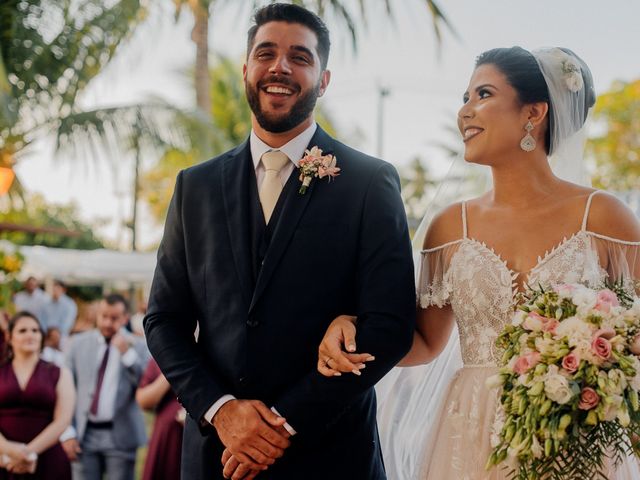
[530,434,544,459]
[627,356,640,390]
[486,373,504,390]
[574,339,601,365]
[523,312,546,332]
[512,309,528,327]
[544,366,574,404]
[602,393,624,421]
[572,286,597,312]
[554,316,593,346]
[556,283,577,299]
[607,369,628,395]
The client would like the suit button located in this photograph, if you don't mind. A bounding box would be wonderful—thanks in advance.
[246,319,259,328]
[239,377,246,384]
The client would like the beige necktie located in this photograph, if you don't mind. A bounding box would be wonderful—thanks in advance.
[259,150,290,224]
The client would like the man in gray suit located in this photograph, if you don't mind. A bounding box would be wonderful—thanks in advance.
[61,294,148,480]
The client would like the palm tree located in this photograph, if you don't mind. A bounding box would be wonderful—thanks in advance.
[1,0,202,250]
[0,0,188,201]
[173,0,456,116]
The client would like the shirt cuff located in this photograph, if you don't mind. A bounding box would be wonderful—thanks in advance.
[60,425,76,442]
[120,348,138,367]
[204,395,236,425]
[271,406,296,436]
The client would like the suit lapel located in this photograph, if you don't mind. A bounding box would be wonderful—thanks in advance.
[221,140,254,307]
[249,127,335,313]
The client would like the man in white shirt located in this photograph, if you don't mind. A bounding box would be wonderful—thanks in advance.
[62,294,148,480]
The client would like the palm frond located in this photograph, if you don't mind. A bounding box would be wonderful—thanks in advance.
[423,0,459,49]
[5,0,147,116]
[53,100,192,170]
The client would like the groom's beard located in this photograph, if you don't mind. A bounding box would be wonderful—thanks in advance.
[245,76,320,133]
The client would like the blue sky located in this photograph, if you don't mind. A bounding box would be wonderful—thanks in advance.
[16,0,640,248]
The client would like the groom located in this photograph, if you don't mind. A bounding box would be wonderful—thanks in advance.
[144,3,415,479]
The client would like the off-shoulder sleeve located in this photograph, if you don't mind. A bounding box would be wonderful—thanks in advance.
[417,240,462,309]
[589,233,640,294]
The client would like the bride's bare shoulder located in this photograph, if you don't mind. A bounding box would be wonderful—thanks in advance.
[587,191,640,242]
[422,202,466,250]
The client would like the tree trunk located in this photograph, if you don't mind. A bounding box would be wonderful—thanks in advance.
[192,7,210,116]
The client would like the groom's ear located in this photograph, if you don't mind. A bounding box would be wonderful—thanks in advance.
[242,64,247,82]
[318,70,331,97]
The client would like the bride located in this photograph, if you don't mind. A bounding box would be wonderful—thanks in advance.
[318,46,640,479]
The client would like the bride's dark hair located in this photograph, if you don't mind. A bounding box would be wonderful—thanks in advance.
[476,46,595,155]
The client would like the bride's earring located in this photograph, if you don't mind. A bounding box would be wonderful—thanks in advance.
[520,121,536,152]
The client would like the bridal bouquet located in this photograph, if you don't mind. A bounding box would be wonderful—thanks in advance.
[487,282,640,479]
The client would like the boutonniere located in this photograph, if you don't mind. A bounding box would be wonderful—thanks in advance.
[297,146,340,195]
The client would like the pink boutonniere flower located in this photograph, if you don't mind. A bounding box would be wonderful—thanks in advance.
[297,146,340,194]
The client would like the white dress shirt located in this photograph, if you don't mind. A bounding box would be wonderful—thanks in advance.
[250,122,317,190]
[203,124,318,434]
[88,331,139,423]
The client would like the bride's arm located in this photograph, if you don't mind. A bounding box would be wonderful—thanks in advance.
[399,203,462,366]
[397,304,454,366]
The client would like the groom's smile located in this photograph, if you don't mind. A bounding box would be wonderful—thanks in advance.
[243,20,331,140]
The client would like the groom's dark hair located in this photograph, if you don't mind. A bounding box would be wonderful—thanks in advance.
[247,3,331,70]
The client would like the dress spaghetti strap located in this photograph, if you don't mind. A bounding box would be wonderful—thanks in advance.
[461,202,468,239]
[581,190,600,231]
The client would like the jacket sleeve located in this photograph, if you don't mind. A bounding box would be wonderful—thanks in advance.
[144,171,228,429]
[273,162,416,435]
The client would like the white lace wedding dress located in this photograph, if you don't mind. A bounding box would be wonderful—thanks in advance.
[415,191,640,479]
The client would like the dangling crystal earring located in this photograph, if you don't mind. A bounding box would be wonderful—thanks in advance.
[520,121,536,152]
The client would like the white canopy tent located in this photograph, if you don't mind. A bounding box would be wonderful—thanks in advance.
[1,240,157,290]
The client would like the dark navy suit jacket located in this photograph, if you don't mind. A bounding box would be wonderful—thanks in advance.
[145,126,416,479]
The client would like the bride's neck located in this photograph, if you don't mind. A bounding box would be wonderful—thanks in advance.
[489,154,560,208]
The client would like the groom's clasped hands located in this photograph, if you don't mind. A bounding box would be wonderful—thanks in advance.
[213,313,373,479]
[214,399,291,479]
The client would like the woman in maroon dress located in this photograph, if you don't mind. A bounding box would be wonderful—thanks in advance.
[0,312,75,479]
[136,358,183,480]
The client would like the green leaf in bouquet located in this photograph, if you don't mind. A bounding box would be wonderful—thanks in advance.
[604,278,635,308]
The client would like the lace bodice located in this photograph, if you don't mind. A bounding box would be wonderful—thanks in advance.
[418,192,640,366]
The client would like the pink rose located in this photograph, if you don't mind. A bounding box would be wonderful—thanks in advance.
[556,284,576,296]
[523,312,552,332]
[594,327,616,340]
[543,319,560,334]
[513,352,542,375]
[562,351,581,373]
[594,289,620,313]
[630,334,640,356]
[591,336,612,360]
[578,387,600,410]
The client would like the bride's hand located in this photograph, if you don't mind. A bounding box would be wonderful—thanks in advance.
[317,315,375,377]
